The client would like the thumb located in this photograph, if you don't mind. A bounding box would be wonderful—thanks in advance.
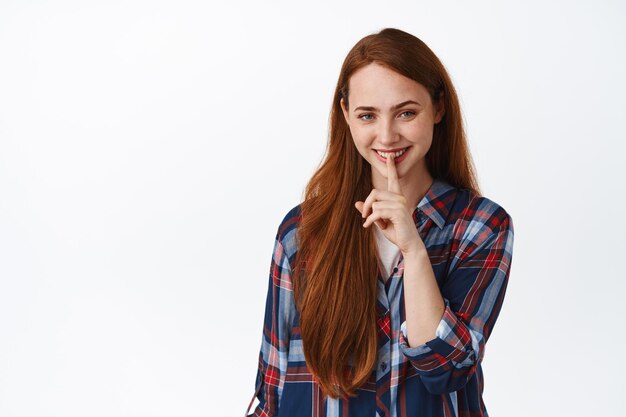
[354,201,364,215]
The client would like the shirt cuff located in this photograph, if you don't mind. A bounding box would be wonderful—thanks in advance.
[398,298,476,373]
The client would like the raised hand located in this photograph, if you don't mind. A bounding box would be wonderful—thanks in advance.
[354,154,424,255]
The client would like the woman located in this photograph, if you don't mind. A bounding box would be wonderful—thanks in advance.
[246,27,514,417]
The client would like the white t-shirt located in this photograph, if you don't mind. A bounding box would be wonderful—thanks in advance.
[374,225,401,281]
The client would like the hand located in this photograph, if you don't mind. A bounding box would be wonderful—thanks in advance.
[354,154,424,255]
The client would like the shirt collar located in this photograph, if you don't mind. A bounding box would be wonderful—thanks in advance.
[414,177,457,229]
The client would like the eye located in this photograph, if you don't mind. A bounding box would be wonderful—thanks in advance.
[357,113,374,121]
[400,111,416,118]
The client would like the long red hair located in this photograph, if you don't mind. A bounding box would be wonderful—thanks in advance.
[292,27,480,399]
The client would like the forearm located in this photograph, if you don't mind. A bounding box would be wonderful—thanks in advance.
[402,245,445,347]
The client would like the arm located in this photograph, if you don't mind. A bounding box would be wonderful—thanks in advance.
[247,235,294,417]
[401,246,446,348]
[398,207,514,395]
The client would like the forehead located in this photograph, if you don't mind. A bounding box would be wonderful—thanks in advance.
[348,63,431,106]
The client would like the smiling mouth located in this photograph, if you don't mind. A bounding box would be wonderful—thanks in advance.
[374,146,410,158]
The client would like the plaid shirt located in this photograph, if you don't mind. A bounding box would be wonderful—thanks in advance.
[247,177,514,417]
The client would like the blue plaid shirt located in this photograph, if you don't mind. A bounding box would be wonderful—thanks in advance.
[247,177,515,417]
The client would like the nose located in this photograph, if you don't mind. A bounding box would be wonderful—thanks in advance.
[377,118,400,146]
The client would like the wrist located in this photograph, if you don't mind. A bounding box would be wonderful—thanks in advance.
[401,242,428,259]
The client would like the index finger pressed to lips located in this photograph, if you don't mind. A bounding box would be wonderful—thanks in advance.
[386,154,401,194]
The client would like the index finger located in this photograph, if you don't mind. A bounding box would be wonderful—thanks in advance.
[386,154,401,194]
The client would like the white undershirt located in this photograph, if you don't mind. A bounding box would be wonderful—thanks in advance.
[374,225,402,281]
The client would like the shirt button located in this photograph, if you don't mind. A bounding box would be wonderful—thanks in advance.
[381,362,388,371]
[393,267,398,273]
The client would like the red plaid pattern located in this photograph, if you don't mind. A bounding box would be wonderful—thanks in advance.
[247,178,514,417]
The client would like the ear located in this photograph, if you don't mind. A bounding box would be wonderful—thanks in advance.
[434,91,445,124]
[340,97,350,124]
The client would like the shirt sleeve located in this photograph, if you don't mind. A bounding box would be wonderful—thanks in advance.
[398,208,514,395]
[247,234,294,417]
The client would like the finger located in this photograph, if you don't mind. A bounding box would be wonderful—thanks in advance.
[364,215,388,230]
[361,189,379,219]
[362,201,403,228]
[386,153,401,195]
[375,218,388,229]
[363,207,390,229]
[362,190,405,219]
[363,211,387,229]
[357,201,384,228]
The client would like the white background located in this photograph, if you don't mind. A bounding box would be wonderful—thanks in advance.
[1,1,624,416]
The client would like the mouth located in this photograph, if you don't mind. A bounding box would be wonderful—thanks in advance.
[373,146,411,163]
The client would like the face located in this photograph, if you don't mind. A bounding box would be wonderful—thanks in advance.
[340,62,445,191]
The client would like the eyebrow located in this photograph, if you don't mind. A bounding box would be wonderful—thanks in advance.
[353,100,422,112]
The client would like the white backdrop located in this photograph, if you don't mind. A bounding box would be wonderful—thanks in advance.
[1,1,624,416]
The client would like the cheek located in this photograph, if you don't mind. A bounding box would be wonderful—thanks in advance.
[405,120,434,139]
[351,138,373,159]
[353,140,370,155]
[350,129,371,147]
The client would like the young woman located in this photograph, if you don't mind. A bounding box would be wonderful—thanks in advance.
[246,27,514,417]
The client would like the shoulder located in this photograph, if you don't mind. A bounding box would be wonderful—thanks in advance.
[451,188,513,235]
[274,203,303,263]
[276,203,302,238]
[447,188,514,264]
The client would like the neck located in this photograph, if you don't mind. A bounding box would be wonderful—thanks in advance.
[405,172,434,213]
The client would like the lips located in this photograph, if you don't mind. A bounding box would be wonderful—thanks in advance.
[373,146,411,163]
[374,146,409,153]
